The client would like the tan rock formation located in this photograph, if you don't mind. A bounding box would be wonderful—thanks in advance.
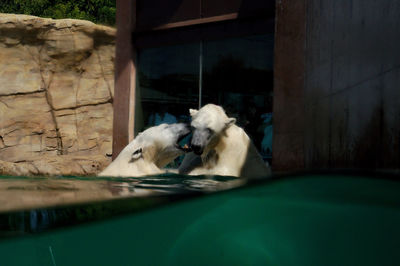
[0,14,115,176]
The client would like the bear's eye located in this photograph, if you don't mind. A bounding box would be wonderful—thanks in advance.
[133,148,142,155]
[206,128,214,135]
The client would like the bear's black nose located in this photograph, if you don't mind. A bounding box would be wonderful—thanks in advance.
[190,144,203,155]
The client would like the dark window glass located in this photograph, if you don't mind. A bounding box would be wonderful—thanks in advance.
[202,34,274,161]
[136,43,199,133]
[137,34,273,162]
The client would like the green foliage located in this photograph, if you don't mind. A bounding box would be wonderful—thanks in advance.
[0,0,116,25]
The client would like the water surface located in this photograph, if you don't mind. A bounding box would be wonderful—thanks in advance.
[0,174,247,235]
[0,174,246,212]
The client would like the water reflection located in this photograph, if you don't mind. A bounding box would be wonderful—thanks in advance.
[0,175,246,212]
[0,174,247,236]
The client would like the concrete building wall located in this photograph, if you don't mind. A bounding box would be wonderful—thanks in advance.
[304,0,400,170]
[273,0,400,171]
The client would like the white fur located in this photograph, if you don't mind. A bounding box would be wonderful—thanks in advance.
[179,104,271,178]
[99,124,186,177]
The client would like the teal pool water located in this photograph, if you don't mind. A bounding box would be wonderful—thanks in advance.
[0,172,400,265]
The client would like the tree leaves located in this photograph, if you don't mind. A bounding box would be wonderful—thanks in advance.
[0,0,116,25]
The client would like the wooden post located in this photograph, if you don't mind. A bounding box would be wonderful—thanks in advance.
[272,0,306,171]
[113,0,137,160]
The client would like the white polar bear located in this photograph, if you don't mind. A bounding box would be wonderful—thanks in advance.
[178,104,271,178]
[99,123,190,177]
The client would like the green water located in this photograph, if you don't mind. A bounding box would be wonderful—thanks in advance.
[0,173,400,265]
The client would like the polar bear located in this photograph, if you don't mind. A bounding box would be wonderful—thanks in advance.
[99,123,190,177]
[178,104,271,178]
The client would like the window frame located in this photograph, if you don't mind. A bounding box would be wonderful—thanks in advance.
[113,0,275,159]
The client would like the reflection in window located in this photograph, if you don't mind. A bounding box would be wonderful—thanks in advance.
[203,34,274,161]
[137,34,274,162]
[136,43,199,133]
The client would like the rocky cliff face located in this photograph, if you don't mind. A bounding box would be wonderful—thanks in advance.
[0,14,115,176]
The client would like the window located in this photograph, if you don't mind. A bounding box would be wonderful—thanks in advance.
[136,43,199,131]
[136,33,274,162]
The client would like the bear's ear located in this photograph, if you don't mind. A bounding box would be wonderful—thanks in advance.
[130,147,143,161]
[189,108,198,116]
[225,117,236,128]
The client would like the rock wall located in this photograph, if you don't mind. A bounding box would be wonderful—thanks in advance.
[0,14,115,176]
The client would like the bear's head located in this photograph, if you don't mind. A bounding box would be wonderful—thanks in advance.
[130,123,191,167]
[189,104,236,155]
